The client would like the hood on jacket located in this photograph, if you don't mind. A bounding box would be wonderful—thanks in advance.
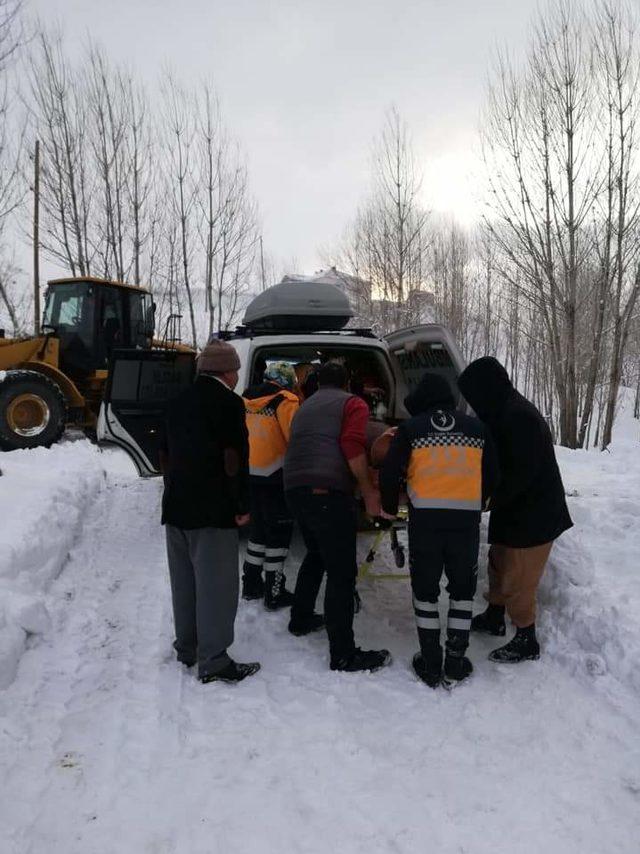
[404,372,456,416]
[457,357,513,420]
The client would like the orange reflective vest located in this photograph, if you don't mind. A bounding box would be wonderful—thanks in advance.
[243,389,299,478]
[406,434,484,511]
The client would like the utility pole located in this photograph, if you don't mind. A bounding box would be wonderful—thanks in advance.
[33,139,41,334]
[259,234,266,291]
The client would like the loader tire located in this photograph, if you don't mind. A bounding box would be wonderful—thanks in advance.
[0,371,66,451]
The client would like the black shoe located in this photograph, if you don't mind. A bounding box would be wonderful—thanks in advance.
[471,604,506,636]
[200,660,261,684]
[442,653,473,688]
[242,574,265,601]
[330,648,391,673]
[288,613,325,636]
[173,640,196,667]
[264,587,295,611]
[412,651,442,688]
[489,625,540,663]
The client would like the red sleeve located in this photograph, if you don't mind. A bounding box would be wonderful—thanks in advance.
[340,396,369,461]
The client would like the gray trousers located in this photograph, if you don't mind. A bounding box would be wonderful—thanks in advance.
[165,525,239,678]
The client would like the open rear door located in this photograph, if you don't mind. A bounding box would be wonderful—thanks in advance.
[384,324,466,418]
[98,349,195,476]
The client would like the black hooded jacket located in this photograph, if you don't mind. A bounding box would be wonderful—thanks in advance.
[380,373,500,528]
[457,357,573,548]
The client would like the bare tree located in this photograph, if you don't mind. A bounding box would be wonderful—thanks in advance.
[161,73,198,346]
[28,30,93,275]
[594,2,640,448]
[0,0,25,331]
[333,107,430,332]
[482,2,601,447]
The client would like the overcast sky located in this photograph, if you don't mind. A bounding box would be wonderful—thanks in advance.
[30,0,539,277]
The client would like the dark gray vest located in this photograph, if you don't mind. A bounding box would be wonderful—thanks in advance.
[284,388,355,494]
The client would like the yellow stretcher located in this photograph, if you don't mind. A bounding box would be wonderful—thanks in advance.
[357,509,410,581]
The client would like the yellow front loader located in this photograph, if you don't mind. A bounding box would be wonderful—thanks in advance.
[0,277,186,451]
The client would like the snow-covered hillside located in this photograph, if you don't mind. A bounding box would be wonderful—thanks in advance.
[0,407,638,853]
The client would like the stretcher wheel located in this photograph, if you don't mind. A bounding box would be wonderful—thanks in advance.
[393,547,406,569]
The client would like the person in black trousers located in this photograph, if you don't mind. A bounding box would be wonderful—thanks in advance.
[284,362,391,673]
[241,362,300,608]
[160,339,260,684]
[380,373,499,687]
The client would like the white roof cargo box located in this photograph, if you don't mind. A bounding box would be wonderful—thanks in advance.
[243,279,354,331]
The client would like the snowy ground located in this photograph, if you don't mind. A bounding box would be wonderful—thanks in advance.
[0,408,639,854]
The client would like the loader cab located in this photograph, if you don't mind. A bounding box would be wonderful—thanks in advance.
[43,278,155,378]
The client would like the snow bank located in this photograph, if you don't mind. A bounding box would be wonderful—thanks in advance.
[538,395,640,695]
[0,441,112,688]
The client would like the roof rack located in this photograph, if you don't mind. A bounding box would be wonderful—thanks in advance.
[218,326,377,341]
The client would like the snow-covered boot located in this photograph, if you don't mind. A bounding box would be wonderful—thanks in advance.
[242,568,264,601]
[330,648,391,673]
[442,633,472,688]
[471,604,506,636]
[200,660,261,684]
[489,624,540,663]
[442,652,473,688]
[412,649,442,689]
[264,571,294,610]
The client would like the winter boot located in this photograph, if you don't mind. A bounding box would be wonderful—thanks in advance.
[288,613,325,636]
[412,648,442,689]
[443,633,473,688]
[471,604,506,636]
[200,660,261,684]
[489,624,540,663]
[330,648,392,673]
[264,571,294,610]
[442,653,473,688]
[242,569,265,601]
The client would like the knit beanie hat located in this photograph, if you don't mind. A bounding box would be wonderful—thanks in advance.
[197,339,241,374]
[264,361,297,390]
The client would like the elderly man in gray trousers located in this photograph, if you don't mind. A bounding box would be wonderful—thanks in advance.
[160,339,260,684]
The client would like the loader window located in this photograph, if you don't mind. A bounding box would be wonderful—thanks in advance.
[128,291,154,348]
[43,282,95,350]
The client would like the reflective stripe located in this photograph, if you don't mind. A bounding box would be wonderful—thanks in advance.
[408,492,482,511]
[265,548,288,558]
[416,615,441,630]
[448,617,472,631]
[248,542,266,554]
[250,455,286,477]
[449,600,474,612]
[244,553,265,566]
[265,561,284,573]
[413,594,438,611]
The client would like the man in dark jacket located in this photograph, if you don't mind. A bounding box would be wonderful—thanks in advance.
[161,339,260,684]
[284,361,391,674]
[241,362,300,608]
[380,373,499,687]
[457,357,573,663]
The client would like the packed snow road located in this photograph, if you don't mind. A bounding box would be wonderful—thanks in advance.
[1,445,639,854]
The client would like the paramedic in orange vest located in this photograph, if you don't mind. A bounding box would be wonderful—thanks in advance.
[380,373,499,688]
[242,362,300,609]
